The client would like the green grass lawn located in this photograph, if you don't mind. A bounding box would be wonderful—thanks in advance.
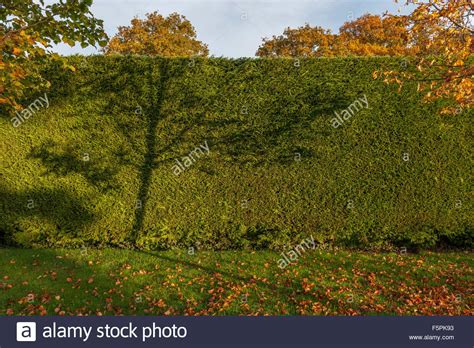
[1,248,472,316]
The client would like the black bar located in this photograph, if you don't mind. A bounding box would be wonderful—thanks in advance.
[2,316,472,347]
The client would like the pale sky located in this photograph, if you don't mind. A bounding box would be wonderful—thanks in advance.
[52,0,411,57]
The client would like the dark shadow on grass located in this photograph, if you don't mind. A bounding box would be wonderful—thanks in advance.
[0,248,135,315]
[137,250,301,298]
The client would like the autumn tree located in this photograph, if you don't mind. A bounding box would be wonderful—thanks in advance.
[103,12,209,57]
[336,14,416,56]
[380,0,473,112]
[256,15,418,57]
[256,25,336,57]
[0,0,108,112]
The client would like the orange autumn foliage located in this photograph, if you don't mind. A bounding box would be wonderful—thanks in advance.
[381,0,473,112]
[256,25,337,57]
[256,14,416,57]
[103,12,208,57]
[336,14,417,56]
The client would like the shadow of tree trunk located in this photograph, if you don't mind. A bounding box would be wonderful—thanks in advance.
[130,60,169,243]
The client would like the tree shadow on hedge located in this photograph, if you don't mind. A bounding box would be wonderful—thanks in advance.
[144,61,354,168]
[40,58,356,244]
[28,140,119,192]
[129,60,172,241]
[73,58,354,169]
[0,185,94,246]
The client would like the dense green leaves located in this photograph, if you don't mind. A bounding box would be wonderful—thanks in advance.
[0,0,107,111]
[0,56,472,250]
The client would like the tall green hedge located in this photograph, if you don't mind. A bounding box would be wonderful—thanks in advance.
[0,56,472,250]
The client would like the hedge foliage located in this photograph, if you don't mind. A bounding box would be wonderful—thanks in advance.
[0,56,472,250]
